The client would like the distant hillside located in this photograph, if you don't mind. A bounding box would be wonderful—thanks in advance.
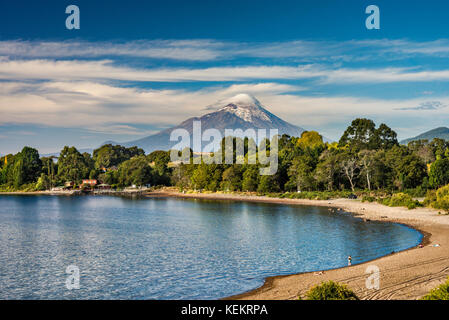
[400,127,449,145]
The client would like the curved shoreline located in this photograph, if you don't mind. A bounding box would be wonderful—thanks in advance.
[147,190,449,300]
[2,190,448,299]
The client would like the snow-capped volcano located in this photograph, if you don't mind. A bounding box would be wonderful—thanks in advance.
[214,94,271,123]
[108,94,305,152]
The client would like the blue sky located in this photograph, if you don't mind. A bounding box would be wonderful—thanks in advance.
[2,0,449,154]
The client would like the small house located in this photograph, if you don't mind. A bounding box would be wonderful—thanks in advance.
[97,183,111,190]
[64,181,74,188]
[81,179,97,187]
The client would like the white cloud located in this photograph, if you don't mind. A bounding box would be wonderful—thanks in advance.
[0,81,305,129]
[4,39,449,62]
[3,58,449,84]
[2,80,449,141]
[0,40,223,61]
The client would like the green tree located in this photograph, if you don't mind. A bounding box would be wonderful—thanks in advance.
[148,150,171,185]
[206,164,223,192]
[191,164,209,191]
[242,165,259,192]
[287,156,315,192]
[373,123,398,149]
[15,147,42,186]
[359,150,376,190]
[339,118,377,151]
[296,131,325,150]
[429,158,449,188]
[40,156,57,189]
[339,152,359,192]
[57,146,90,183]
[314,150,339,191]
[147,150,170,164]
[221,165,243,191]
[257,174,280,193]
[171,163,192,191]
[12,159,24,188]
[396,154,427,189]
[117,155,153,187]
[339,119,397,151]
[93,144,144,169]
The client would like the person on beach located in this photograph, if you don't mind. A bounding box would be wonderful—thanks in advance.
[348,255,352,266]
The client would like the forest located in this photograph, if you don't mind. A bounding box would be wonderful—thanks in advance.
[2,118,449,211]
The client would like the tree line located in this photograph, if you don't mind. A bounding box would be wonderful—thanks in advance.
[2,118,449,197]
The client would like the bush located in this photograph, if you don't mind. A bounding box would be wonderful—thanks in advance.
[361,195,376,203]
[421,278,449,300]
[284,190,353,201]
[379,193,421,210]
[424,185,449,212]
[403,187,427,198]
[304,281,358,300]
[423,189,437,207]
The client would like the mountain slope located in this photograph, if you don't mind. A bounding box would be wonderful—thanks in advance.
[115,94,306,152]
[400,127,449,145]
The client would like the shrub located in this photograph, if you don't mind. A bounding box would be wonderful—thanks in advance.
[285,190,353,201]
[304,281,358,300]
[421,278,449,300]
[423,190,437,207]
[380,193,421,210]
[403,187,427,198]
[425,185,449,212]
[361,195,376,203]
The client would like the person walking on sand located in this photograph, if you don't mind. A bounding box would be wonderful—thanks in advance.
[348,255,352,266]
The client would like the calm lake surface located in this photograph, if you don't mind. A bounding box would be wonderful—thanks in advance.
[0,195,422,299]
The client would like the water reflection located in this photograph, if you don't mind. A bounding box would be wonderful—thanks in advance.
[0,195,421,299]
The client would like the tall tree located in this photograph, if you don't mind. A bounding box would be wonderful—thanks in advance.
[242,165,259,192]
[339,118,377,151]
[57,146,90,183]
[429,158,449,188]
[339,152,359,192]
[15,146,42,185]
[373,123,398,149]
[314,150,338,191]
[359,150,376,190]
[117,155,153,187]
[288,156,315,192]
[93,144,144,169]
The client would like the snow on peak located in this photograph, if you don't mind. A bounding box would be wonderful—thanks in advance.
[225,93,260,107]
[216,93,271,123]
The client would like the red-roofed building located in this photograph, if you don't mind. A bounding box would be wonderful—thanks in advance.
[81,179,97,187]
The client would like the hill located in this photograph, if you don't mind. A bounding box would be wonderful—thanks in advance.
[400,127,449,145]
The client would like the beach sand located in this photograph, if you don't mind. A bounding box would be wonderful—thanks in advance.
[148,190,449,300]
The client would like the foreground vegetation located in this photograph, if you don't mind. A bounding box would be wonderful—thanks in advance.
[300,278,449,300]
[421,278,449,300]
[301,281,358,300]
[2,118,449,212]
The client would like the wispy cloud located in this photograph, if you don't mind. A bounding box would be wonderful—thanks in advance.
[0,81,306,128]
[4,39,449,62]
[3,37,449,151]
[395,101,447,111]
[0,40,223,61]
[3,58,449,84]
[2,80,449,141]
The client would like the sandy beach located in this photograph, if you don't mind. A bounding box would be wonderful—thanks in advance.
[148,190,449,300]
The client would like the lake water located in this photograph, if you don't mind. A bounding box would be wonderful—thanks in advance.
[0,195,422,299]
